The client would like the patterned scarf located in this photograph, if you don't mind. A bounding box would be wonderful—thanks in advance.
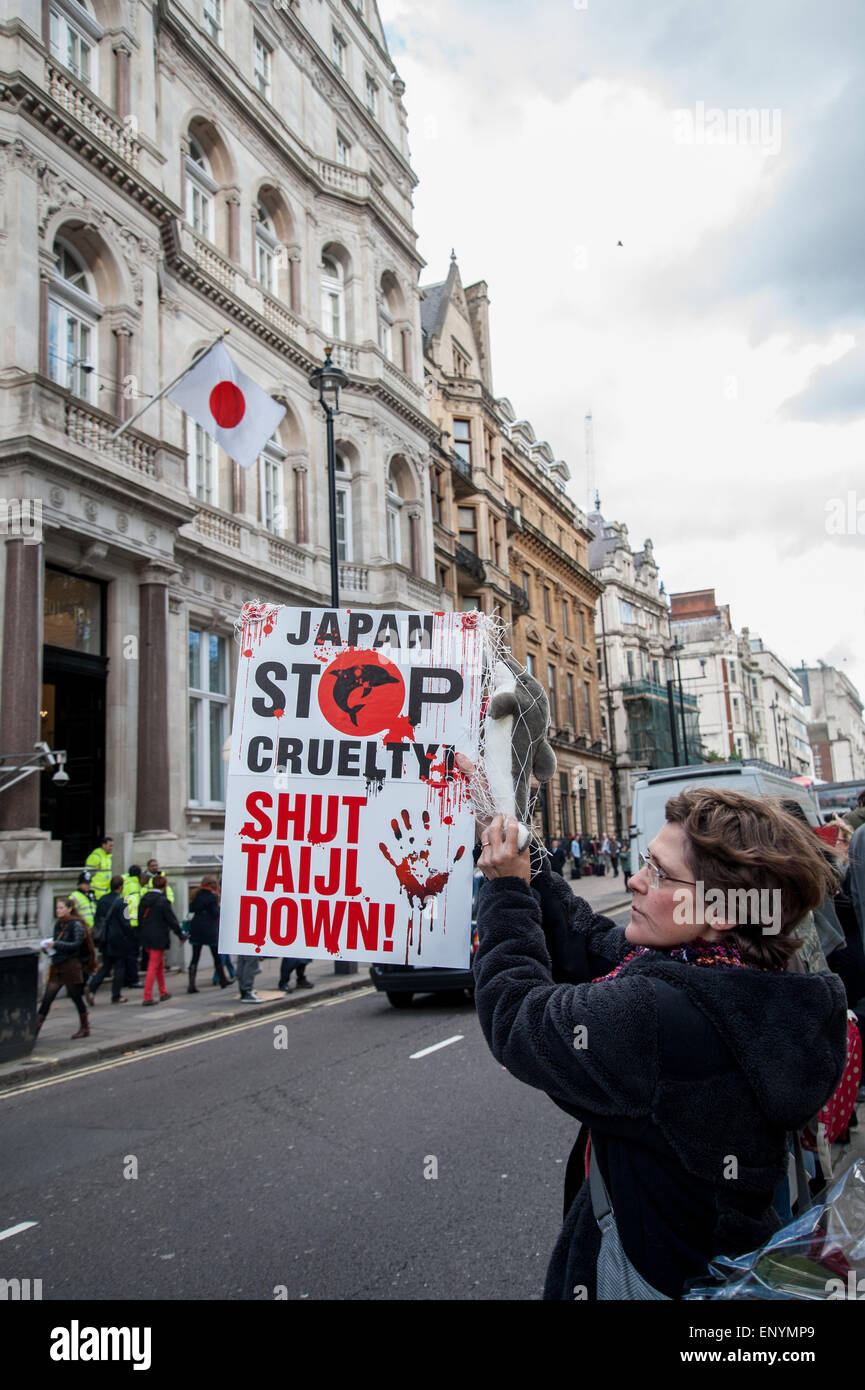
[592,936,783,984]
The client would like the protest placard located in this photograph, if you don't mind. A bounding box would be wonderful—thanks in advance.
[220,606,485,969]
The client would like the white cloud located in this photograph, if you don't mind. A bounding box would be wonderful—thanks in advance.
[381,0,865,710]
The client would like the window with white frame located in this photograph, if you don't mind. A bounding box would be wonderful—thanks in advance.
[332,28,347,72]
[253,32,272,98]
[335,453,352,562]
[320,255,345,340]
[386,466,402,563]
[186,138,216,240]
[379,303,393,360]
[188,627,229,806]
[202,0,223,44]
[336,133,351,167]
[48,238,101,403]
[187,419,216,503]
[255,204,279,294]
[365,73,378,115]
[49,0,101,89]
[260,438,286,533]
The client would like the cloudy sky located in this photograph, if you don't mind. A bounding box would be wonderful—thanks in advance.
[378,0,865,703]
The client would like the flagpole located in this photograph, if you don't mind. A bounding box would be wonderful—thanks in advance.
[109,327,231,440]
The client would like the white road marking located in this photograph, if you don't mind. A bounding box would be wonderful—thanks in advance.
[0,987,378,1099]
[410,1034,464,1059]
[0,1221,38,1241]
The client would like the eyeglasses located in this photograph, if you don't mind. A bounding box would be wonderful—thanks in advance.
[638,850,698,891]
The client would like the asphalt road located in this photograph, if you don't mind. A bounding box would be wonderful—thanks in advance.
[0,945,627,1301]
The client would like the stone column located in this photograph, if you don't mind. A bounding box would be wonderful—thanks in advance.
[39,272,51,378]
[401,327,411,376]
[294,463,308,545]
[227,194,241,263]
[114,326,132,421]
[232,461,244,516]
[135,563,175,833]
[289,254,301,314]
[179,138,189,217]
[0,539,44,832]
[409,510,421,576]
[113,42,131,118]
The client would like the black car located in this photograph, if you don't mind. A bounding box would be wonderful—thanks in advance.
[370,870,482,1009]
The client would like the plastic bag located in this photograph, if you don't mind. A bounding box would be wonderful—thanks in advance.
[684,1159,865,1300]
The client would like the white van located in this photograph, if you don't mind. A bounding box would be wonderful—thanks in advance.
[629,761,821,865]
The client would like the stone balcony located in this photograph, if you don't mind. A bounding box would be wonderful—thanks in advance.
[45,62,141,169]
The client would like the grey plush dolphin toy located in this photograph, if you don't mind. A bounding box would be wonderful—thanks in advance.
[482,656,557,849]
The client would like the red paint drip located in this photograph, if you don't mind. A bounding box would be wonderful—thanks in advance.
[384,714,415,743]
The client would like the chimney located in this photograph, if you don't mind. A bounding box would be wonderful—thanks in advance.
[465,280,493,393]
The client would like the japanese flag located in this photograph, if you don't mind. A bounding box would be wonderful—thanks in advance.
[168,342,286,469]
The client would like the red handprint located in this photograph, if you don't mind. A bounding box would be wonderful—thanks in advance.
[379,809,465,909]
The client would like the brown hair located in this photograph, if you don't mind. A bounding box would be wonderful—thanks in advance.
[57,897,86,921]
[201,875,220,891]
[110,874,124,892]
[664,787,838,968]
[152,874,167,891]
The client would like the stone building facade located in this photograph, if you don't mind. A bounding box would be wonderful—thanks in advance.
[420,256,611,841]
[794,663,865,782]
[587,502,700,832]
[0,0,443,896]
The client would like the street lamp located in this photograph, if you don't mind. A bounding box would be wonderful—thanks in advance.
[0,742,68,795]
[308,348,350,608]
[672,635,689,763]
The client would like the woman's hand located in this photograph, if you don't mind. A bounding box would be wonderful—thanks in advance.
[478,815,531,883]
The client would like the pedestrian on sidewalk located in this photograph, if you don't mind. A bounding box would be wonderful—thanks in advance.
[185,876,228,993]
[35,899,92,1039]
[473,786,848,1301]
[85,835,114,900]
[88,874,136,1004]
[278,958,314,993]
[138,876,184,1005]
[549,839,567,876]
[236,953,261,1003]
[608,834,620,878]
[569,835,582,880]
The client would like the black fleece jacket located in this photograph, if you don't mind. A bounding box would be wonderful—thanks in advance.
[474,865,848,1301]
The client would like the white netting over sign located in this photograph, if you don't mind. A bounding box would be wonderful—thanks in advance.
[463,613,557,853]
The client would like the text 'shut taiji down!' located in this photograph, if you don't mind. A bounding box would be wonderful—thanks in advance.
[220,607,484,969]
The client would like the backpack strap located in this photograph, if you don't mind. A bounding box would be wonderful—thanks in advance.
[588,1141,613,1223]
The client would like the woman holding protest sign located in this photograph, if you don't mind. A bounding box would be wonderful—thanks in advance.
[472,786,848,1300]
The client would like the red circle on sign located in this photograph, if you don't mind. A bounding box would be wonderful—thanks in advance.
[209,380,246,429]
[318,648,406,737]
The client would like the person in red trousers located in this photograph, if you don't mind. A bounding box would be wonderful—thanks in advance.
[137,875,184,1005]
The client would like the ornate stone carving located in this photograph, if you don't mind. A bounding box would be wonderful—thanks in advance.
[83,497,98,522]
[49,486,65,508]
[116,512,129,532]
[146,526,157,545]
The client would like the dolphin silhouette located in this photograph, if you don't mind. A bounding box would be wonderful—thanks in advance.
[328,664,400,727]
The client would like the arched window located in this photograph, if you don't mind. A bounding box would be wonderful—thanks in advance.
[335,452,352,561]
[386,464,402,564]
[186,137,216,240]
[320,255,345,340]
[255,204,279,295]
[49,0,102,91]
[259,434,287,533]
[379,273,402,363]
[48,237,101,402]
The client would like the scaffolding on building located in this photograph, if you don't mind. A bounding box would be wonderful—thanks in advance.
[621,679,702,769]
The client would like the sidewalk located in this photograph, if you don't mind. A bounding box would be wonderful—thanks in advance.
[0,956,372,1091]
[564,869,632,917]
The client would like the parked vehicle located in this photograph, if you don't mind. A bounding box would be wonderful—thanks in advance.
[370,869,482,1009]
[813,779,865,825]
[629,760,821,863]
